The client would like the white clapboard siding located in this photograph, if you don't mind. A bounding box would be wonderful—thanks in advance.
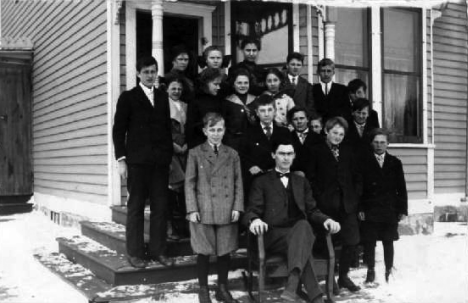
[388,147,428,199]
[433,2,468,194]
[1,0,109,204]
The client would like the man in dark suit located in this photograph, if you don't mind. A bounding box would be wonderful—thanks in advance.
[241,94,291,188]
[359,129,408,283]
[287,107,323,174]
[243,138,341,303]
[312,58,350,123]
[228,37,266,96]
[113,56,174,269]
[347,79,379,127]
[283,52,315,116]
[306,117,362,292]
[344,98,379,153]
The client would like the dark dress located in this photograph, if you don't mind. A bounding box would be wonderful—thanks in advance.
[223,93,257,151]
[360,151,408,242]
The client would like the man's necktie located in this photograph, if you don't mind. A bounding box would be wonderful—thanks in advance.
[264,126,272,140]
[214,145,218,156]
[298,131,308,144]
[325,83,329,96]
[376,155,384,168]
[358,124,365,137]
[331,145,339,161]
[292,77,296,87]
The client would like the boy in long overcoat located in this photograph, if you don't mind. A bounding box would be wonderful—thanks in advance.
[185,112,243,303]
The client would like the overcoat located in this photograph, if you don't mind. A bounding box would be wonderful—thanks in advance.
[360,152,408,223]
[185,143,244,225]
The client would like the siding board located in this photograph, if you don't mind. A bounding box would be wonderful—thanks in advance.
[1,0,109,205]
[433,1,468,194]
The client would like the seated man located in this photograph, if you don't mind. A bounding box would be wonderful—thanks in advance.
[243,138,340,303]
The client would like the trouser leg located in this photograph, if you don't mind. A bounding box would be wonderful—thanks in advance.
[126,164,149,258]
[383,241,394,271]
[339,245,355,277]
[148,165,169,256]
[364,241,376,269]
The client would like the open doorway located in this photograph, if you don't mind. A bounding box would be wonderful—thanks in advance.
[135,11,199,78]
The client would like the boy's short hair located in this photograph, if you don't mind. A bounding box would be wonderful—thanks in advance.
[136,56,158,72]
[241,37,261,51]
[287,106,308,123]
[347,78,367,94]
[286,52,304,64]
[271,137,295,154]
[310,113,323,124]
[324,116,348,134]
[317,58,335,73]
[352,98,370,112]
[203,112,225,128]
[254,94,275,110]
[369,128,389,142]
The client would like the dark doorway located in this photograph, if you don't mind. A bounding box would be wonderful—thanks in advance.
[136,11,199,78]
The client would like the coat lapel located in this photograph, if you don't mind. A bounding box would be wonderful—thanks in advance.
[211,145,230,174]
[291,174,305,211]
[136,85,155,109]
[268,171,287,200]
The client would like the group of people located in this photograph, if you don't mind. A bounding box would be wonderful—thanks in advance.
[112,38,408,303]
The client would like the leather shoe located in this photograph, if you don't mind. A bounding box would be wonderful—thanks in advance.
[338,276,361,292]
[365,268,376,283]
[127,256,147,269]
[198,286,212,303]
[215,284,239,303]
[280,289,300,302]
[154,254,174,267]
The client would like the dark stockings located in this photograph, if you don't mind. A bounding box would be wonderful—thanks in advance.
[364,241,394,271]
[197,254,231,287]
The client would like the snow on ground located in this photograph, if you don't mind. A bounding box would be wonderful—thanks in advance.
[0,211,85,303]
[0,211,467,303]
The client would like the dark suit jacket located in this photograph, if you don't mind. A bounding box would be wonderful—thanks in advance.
[312,82,349,122]
[243,170,329,228]
[306,142,362,216]
[112,85,173,166]
[290,130,323,173]
[344,120,378,153]
[283,74,315,116]
[360,152,408,223]
[241,123,292,173]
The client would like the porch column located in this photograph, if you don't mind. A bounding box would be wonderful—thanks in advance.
[151,0,164,75]
[324,7,337,60]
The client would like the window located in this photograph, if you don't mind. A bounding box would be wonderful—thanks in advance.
[381,8,422,143]
[335,8,370,90]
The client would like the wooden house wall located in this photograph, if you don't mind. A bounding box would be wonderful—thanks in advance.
[299,4,319,81]
[433,2,468,194]
[1,0,109,204]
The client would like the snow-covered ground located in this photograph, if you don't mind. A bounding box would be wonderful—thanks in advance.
[0,211,467,303]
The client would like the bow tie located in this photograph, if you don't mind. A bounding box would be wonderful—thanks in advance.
[276,172,290,179]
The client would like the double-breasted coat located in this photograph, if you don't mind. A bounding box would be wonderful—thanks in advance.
[185,142,244,225]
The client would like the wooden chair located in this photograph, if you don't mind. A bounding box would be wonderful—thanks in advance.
[244,231,336,303]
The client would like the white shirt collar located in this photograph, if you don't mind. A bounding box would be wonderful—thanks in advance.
[374,152,386,159]
[139,82,154,94]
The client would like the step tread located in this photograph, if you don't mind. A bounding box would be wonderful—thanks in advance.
[58,235,247,274]
[34,251,111,301]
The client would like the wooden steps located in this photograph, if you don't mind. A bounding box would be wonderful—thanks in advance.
[58,235,248,286]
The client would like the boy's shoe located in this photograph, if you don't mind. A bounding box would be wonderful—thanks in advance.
[365,268,376,283]
[338,276,361,292]
[385,268,392,282]
[198,286,212,303]
[127,256,147,269]
[215,284,239,303]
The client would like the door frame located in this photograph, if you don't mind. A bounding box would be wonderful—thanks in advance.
[125,1,215,89]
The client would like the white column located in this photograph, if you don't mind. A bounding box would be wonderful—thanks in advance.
[126,2,137,89]
[224,1,231,57]
[307,5,313,83]
[293,4,300,52]
[324,22,335,60]
[371,6,382,123]
[107,0,122,206]
[151,0,164,76]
